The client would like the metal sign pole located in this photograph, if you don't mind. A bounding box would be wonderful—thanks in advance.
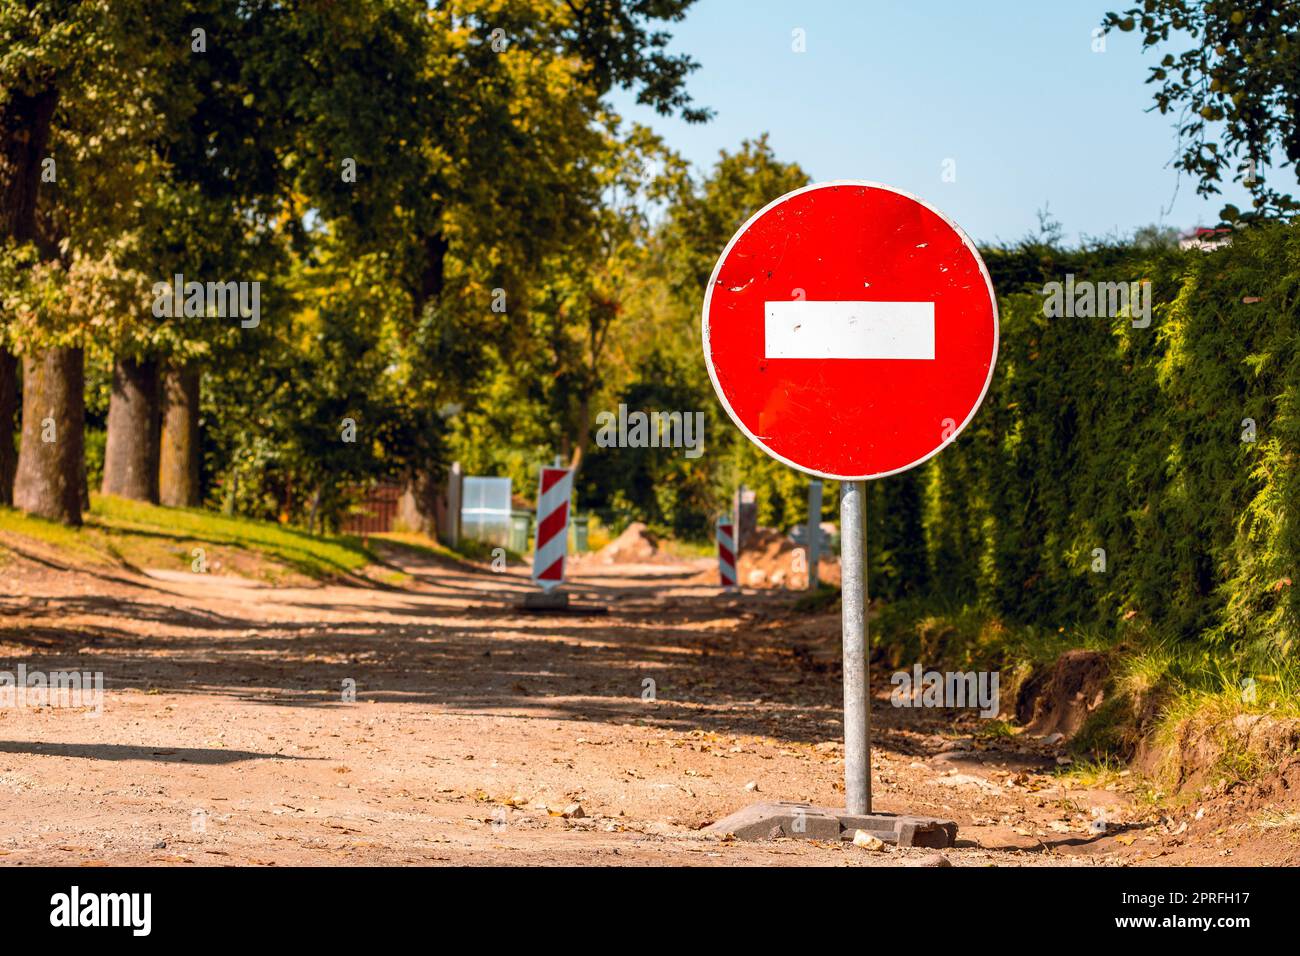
[701,182,978,847]
[840,480,871,815]
[806,479,822,589]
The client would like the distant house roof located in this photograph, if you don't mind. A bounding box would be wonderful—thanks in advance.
[1179,226,1234,251]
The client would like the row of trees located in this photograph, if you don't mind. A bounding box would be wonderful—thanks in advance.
[4,0,1296,560]
[436,0,1300,544]
[0,0,708,529]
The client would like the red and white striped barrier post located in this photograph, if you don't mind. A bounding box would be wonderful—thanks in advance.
[716,514,737,589]
[532,466,573,591]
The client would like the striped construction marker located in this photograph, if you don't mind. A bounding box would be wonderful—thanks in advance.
[716,515,737,589]
[532,466,573,592]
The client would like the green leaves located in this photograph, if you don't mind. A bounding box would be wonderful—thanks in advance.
[1102,1,1300,217]
[920,222,1300,663]
[4,1,719,530]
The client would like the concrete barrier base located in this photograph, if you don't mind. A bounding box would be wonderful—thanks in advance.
[521,590,570,610]
[703,801,957,848]
[514,591,609,615]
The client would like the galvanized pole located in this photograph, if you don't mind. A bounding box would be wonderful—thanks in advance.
[806,479,822,589]
[840,480,871,814]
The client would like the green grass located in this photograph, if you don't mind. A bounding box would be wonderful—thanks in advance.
[583,513,613,552]
[1055,757,1165,807]
[366,531,525,571]
[1253,809,1300,833]
[976,718,1016,739]
[0,506,107,564]
[1055,756,1128,789]
[873,597,1084,673]
[792,584,841,614]
[0,495,376,582]
[448,536,525,565]
[656,538,716,559]
[872,598,1300,795]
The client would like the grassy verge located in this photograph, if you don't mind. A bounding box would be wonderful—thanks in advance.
[0,495,375,582]
[871,597,1300,792]
[792,584,841,614]
[872,597,1115,673]
[366,532,525,581]
[656,538,716,559]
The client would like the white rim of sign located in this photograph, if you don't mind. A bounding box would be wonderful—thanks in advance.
[701,179,1000,482]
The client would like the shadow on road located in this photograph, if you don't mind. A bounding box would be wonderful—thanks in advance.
[0,740,317,764]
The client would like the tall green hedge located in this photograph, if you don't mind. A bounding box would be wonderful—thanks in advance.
[898,222,1300,661]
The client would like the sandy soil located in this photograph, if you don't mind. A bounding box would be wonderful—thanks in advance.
[0,541,1295,867]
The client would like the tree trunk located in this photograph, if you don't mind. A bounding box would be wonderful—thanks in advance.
[0,348,17,505]
[414,231,450,320]
[392,229,451,534]
[0,87,58,244]
[3,84,65,516]
[308,485,323,536]
[568,392,592,479]
[78,450,89,513]
[102,356,160,502]
[397,469,438,536]
[222,471,238,515]
[12,347,85,525]
[159,363,201,507]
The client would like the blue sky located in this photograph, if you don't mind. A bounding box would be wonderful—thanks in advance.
[608,0,1263,246]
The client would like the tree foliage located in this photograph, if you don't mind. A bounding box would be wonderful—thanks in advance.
[1104,0,1300,220]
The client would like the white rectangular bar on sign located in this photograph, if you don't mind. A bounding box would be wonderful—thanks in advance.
[763,301,936,360]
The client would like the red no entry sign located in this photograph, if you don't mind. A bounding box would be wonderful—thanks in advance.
[702,181,998,480]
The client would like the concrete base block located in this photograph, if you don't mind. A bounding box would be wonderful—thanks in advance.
[513,592,609,615]
[703,801,957,848]
[521,590,570,610]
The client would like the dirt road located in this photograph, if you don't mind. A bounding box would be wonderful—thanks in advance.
[0,543,1288,866]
